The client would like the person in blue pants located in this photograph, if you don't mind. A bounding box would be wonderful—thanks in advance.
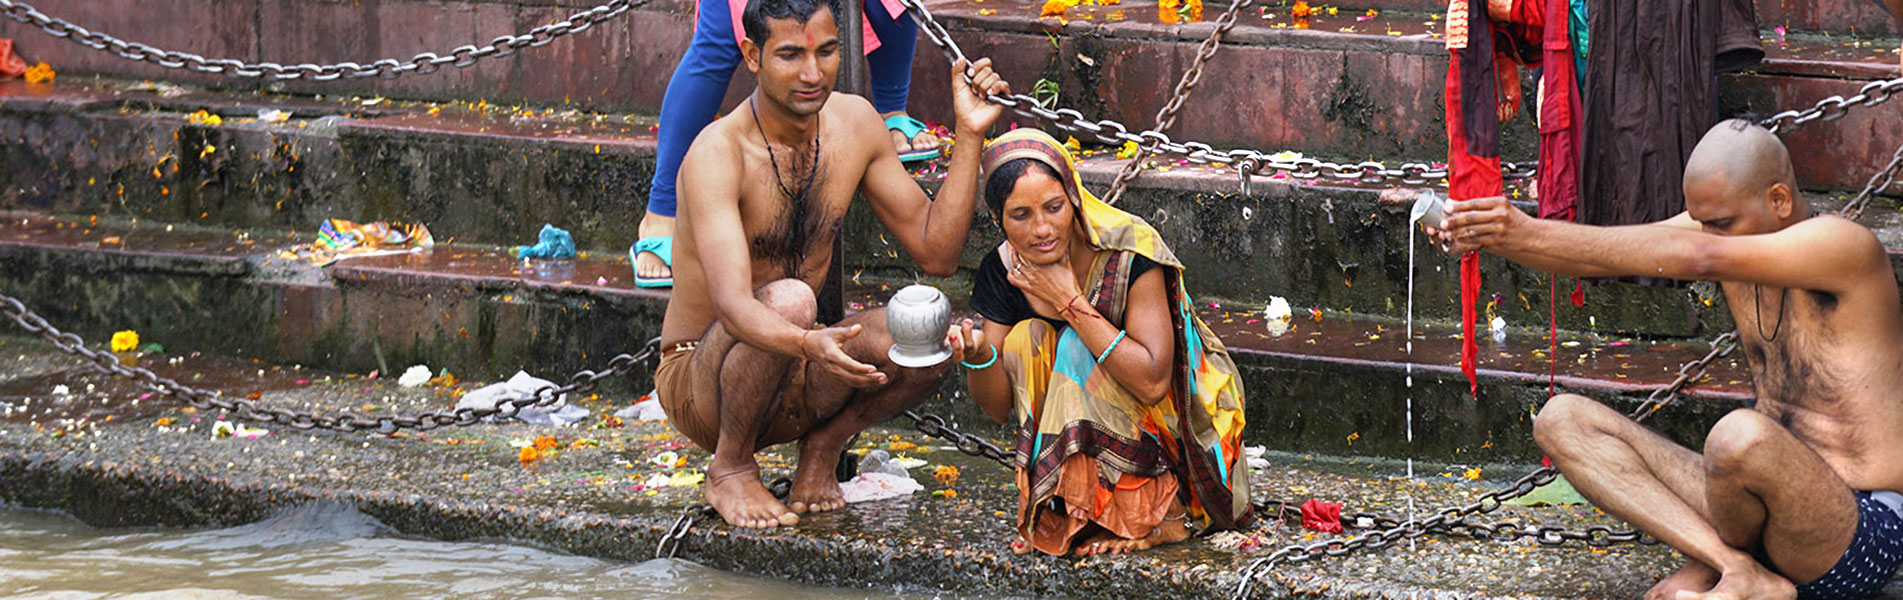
[632,0,931,287]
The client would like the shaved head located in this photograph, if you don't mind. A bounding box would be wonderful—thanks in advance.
[1684,119,1798,206]
[1682,119,1806,234]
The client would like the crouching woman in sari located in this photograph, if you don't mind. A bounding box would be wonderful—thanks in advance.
[948,129,1253,556]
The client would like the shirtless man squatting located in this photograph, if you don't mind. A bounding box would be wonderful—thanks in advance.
[1433,119,1903,600]
[653,0,1012,529]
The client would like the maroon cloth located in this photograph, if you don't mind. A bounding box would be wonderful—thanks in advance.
[1457,0,1501,158]
[1535,0,1581,221]
[1577,0,1761,227]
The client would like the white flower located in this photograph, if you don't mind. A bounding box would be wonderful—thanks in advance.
[1265,296,1293,321]
[51,385,69,396]
[1489,316,1507,333]
[398,365,432,388]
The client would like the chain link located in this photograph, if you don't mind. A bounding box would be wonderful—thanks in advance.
[0,0,643,80]
[0,290,659,434]
[1760,78,1903,135]
[1102,0,1254,205]
[904,410,1014,468]
[1841,140,1903,220]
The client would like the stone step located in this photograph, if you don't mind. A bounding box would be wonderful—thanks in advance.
[0,327,1699,599]
[0,0,1896,193]
[7,77,1903,338]
[0,210,1756,465]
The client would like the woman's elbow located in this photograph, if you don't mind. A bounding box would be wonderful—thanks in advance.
[1134,375,1173,405]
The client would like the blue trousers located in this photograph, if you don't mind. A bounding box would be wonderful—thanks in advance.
[645,0,919,218]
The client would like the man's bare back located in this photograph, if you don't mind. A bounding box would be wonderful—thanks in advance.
[1437,120,1903,599]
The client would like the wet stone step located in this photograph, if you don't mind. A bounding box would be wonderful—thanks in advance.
[0,209,1756,464]
[0,332,1693,599]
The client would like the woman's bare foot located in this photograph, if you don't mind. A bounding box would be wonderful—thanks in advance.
[1672,563,1795,600]
[705,469,799,529]
[882,111,941,155]
[1010,537,1035,555]
[1073,518,1192,556]
[1646,561,1720,600]
[635,212,675,281]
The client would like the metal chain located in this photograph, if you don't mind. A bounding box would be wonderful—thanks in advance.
[897,0,1537,185]
[0,0,643,80]
[1102,0,1254,205]
[904,410,1014,468]
[0,291,660,434]
[1760,78,1903,135]
[901,0,1902,187]
[1840,140,1903,220]
[1233,333,1738,598]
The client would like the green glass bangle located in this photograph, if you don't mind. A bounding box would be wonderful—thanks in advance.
[1097,330,1127,363]
[961,345,998,369]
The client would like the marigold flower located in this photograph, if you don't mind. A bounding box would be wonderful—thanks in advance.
[1040,0,1069,16]
[23,62,53,84]
[110,330,139,353]
[533,435,559,451]
[934,465,961,485]
[519,446,540,464]
[1290,1,1312,18]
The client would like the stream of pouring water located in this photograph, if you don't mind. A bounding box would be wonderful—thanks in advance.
[1406,223,1417,552]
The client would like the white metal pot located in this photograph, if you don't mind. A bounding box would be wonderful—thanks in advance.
[885,284,953,368]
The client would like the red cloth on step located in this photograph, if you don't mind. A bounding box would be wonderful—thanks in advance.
[0,40,28,80]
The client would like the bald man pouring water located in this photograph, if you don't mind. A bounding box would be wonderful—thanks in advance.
[1433,119,1903,600]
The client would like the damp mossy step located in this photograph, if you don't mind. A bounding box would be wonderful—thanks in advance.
[5,77,1899,338]
[0,209,1759,464]
[0,331,1706,599]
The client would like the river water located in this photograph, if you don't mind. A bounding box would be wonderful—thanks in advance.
[0,504,966,600]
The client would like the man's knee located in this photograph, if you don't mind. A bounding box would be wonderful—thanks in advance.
[1703,409,1779,475]
[756,279,818,327]
[1532,394,1607,454]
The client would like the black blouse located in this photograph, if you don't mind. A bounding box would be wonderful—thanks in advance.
[970,248,1157,326]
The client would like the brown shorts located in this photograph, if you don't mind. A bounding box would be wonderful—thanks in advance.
[654,339,815,451]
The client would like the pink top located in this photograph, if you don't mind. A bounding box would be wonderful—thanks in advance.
[723,0,909,54]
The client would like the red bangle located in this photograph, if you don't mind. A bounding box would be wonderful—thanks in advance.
[798,329,812,360]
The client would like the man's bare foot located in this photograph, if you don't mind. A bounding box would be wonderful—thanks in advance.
[1646,561,1720,600]
[1073,518,1191,556]
[705,469,799,529]
[882,111,941,155]
[635,212,674,281]
[1672,563,1795,600]
[785,446,847,514]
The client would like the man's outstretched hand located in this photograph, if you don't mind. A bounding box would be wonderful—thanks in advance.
[799,324,888,388]
[951,58,1011,136]
[1425,195,1525,255]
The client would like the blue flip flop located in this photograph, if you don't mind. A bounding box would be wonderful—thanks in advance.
[885,115,942,162]
[631,236,673,288]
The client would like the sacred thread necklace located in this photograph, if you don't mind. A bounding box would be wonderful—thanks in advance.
[1754,284,1787,342]
[750,98,821,202]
